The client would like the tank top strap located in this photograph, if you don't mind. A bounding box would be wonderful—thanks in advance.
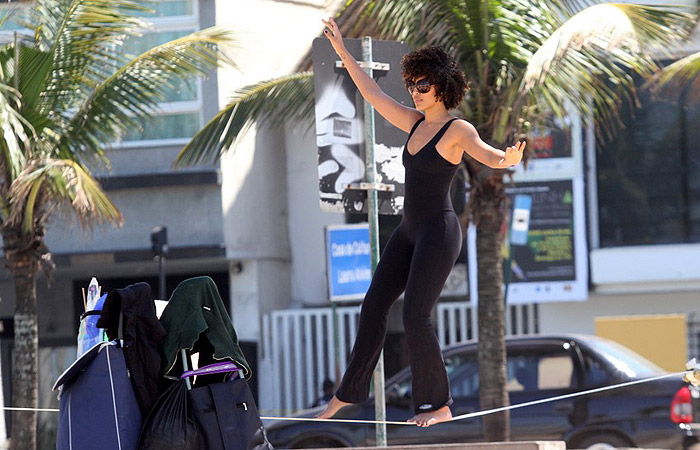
[432,117,461,143]
[407,116,425,138]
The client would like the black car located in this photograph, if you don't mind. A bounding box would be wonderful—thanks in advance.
[264,334,700,449]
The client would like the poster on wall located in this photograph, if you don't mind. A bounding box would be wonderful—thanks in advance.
[511,105,584,182]
[501,178,588,303]
[312,37,412,215]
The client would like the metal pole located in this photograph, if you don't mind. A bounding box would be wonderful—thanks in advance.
[332,301,341,387]
[158,255,166,301]
[362,36,387,447]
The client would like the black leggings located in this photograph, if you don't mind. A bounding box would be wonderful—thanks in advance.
[335,211,462,414]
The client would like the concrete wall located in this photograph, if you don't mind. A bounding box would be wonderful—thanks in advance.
[284,120,345,307]
[218,0,346,327]
[538,290,700,336]
[595,314,687,371]
[44,184,224,254]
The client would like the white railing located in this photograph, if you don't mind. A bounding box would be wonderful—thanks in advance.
[260,305,361,413]
[437,302,539,348]
[260,302,538,412]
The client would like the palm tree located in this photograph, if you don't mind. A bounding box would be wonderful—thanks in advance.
[648,47,700,100]
[0,1,233,448]
[174,0,697,441]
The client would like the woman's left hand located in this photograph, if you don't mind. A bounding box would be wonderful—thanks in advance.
[499,141,526,167]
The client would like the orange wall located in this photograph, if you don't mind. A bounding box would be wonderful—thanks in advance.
[594,314,686,372]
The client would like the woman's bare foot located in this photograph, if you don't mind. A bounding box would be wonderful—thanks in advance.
[314,396,351,419]
[408,405,452,427]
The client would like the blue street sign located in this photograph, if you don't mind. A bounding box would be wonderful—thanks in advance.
[511,194,532,246]
[326,224,372,301]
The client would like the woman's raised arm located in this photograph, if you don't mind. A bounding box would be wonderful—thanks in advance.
[322,17,422,133]
[454,120,526,168]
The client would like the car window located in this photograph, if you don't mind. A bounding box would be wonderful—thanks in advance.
[538,356,574,389]
[449,347,575,396]
[447,355,478,397]
[507,350,575,392]
[388,353,481,399]
[583,353,610,386]
[389,345,576,400]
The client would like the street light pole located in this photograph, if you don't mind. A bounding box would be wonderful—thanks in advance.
[150,225,168,300]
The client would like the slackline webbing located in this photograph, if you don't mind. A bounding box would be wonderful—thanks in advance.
[4,370,689,427]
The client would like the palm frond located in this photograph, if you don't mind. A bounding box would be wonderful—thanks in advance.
[174,72,314,167]
[518,3,696,140]
[338,0,482,57]
[646,50,700,102]
[33,0,149,116]
[0,82,32,182]
[524,3,695,88]
[495,0,561,63]
[54,26,236,163]
[8,158,123,233]
[16,45,54,110]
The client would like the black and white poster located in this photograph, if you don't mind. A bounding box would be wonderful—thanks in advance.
[312,37,413,215]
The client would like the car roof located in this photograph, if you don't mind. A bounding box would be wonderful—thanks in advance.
[441,333,605,355]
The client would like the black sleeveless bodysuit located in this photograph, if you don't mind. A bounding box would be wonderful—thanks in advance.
[336,117,462,414]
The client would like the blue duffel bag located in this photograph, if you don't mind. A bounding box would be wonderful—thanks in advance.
[54,340,142,450]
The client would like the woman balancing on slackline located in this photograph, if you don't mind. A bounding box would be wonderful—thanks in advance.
[317,17,525,427]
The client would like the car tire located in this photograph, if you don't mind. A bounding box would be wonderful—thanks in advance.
[573,433,632,450]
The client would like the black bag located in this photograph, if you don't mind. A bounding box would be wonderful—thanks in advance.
[138,380,200,450]
[188,377,273,450]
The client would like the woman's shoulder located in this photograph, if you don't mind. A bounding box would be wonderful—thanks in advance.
[447,118,478,137]
[449,117,474,127]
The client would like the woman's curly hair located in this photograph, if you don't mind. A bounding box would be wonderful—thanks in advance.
[401,46,468,110]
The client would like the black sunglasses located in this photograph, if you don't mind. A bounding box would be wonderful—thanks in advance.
[406,79,431,94]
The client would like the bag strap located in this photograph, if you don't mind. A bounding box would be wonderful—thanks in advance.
[117,312,124,347]
[79,310,102,321]
[209,383,241,449]
[180,362,243,380]
[180,349,192,390]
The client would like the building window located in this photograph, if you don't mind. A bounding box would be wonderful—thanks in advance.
[0,2,30,35]
[122,111,201,141]
[596,71,700,247]
[141,0,194,18]
[118,0,202,145]
[0,0,203,145]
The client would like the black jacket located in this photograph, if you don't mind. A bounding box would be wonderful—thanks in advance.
[97,282,166,416]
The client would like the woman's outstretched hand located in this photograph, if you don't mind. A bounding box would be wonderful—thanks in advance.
[322,17,345,56]
[498,141,526,167]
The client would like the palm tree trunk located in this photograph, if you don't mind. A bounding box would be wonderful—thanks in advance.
[474,174,510,441]
[3,229,39,450]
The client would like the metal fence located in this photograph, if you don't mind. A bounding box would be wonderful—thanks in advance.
[260,305,361,413]
[260,301,539,412]
[436,302,538,348]
[687,313,700,361]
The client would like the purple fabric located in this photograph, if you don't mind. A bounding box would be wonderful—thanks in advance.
[181,361,242,379]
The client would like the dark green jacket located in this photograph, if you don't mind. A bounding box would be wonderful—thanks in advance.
[160,276,251,379]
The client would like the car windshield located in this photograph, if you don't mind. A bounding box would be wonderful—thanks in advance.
[387,352,470,399]
[588,338,665,378]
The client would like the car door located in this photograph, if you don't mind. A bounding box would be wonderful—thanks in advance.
[507,341,580,440]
